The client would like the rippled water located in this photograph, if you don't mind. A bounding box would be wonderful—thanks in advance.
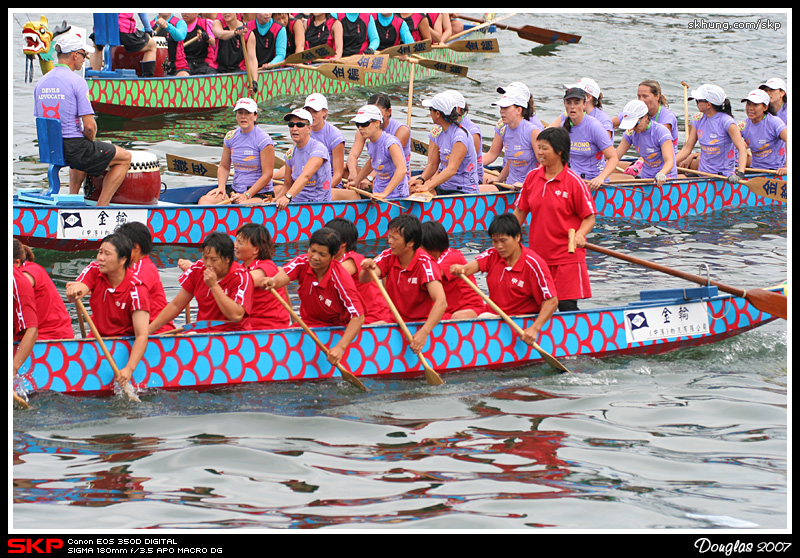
[11,11,788,532]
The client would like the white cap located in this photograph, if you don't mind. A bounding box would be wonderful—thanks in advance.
[283,108,313,124]
[55,33,95,54]
[304,93,328,111]
[688,83,727,105]
[497,81,530,96]
[492,88,530,108]
[233,98,258,113]
[350,104,384,124]
[741,89,771,106]
[422,92,456,115]
[619,100,649,130]
[565,77,601,99]
[759,77,786,92]
[443,89,466,109]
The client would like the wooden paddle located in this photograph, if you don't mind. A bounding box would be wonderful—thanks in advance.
[448,13,519,42]
[75,299,141,401]
[681,80,690,145]
[677,167,786,202]
[346,186,404,209]
[456,14,580,44]
[337,53,390,74]
[584,243,787,320]
[433,37,500,53]
[166,152,285,177]
[262,44,336,70]
[268,288,367,392]
[456,274,571,373]
[291,63,367,85]
[367,268,444,386]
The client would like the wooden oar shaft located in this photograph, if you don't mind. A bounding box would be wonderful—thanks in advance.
[367,268,444,385]
[585,243,787,319]
[456,274,571,373]
[268,288,367,392]
[75,299,140,401]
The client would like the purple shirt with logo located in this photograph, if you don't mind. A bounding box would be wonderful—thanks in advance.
[367,132,409,198]
[311,122,345,187]
[225,125,275,194]
[495,117,542,184]
[33,65,95,139]
[689,112,738,175]
[560,113,614,180]
[740,113,786,169]
[622,121,677,179]
[286,137,332,202]
[428,123,478,194]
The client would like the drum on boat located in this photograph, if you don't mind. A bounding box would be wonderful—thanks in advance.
[110,35,168,77]
[85,151,162,205]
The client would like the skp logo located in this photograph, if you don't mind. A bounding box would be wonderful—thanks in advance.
[8,539,64,554]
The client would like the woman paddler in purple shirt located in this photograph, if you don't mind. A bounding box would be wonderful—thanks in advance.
[482,84,543,191]
[343,93,411,199]
[274,108,332,210]
[675,83,748,183]
[198,97,275,205]
[409,92,479,196]
[347,105,410,200]
[740,89,787,174]
[614,100,677,186]
[552,87,618,191]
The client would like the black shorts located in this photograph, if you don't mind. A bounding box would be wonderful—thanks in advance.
[120,30,150,53]
[63,137,116,177]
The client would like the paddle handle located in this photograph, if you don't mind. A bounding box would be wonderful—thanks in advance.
[268,288,367,391]
[367,268,444,385]
[75,299,140,402]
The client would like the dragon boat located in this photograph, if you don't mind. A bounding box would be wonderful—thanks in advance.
[14,282,785,399]
[12,165,788,251]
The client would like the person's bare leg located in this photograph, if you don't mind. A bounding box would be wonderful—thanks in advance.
[95,147,132,206]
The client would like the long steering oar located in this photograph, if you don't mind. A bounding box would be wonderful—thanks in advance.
[456,274,571,372]
[268,288,367,392]
[75,299,141,401]
[367,268,444,386]
[584,243,787,320]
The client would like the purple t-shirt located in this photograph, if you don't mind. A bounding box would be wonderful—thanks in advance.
[587,106,613,136]
[285,137,332,203]
[740,113,786,169]
[617,105,680,152]
[689,112,738,175]
[224,125,275,194]
[311,122,345,187]
[461,115,484,183]
[622,120,677,179]
[560,113,614,180]
[383,118,411,177]
[366,132,409,198]
[494,117,542,184]
[33,65,95,139]
[428,123,478,194]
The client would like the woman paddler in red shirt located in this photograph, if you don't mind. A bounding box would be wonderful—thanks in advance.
[512,127,596,312]
[66,233,151,385]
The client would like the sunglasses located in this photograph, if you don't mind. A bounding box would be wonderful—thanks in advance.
[354,120,377,128]
[287,121,309,128]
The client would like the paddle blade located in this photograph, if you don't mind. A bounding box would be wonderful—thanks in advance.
[746,288,787,320]
[743,176,788,203]
[518,25,581,45]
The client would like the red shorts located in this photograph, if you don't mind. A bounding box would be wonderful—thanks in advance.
[549,261,591,302]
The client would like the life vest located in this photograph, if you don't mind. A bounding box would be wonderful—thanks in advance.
[375,15,405,50]
[305,15,337,51]
[338,13,373,56]
[247,18,284,65]
[402,13,427,41]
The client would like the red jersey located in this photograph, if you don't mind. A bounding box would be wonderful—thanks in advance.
[435,248,486,316]
[13,266,38,342]
[342,250,394,324]
[514,164,596,265]
[247,259,291,330]
[131,256,173,334]
[283,255,364,328]
[20,261,74,340]
[76,262,151,337]
[475,246,557,315]
[179,260,253,331]
[374,248,442,322]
